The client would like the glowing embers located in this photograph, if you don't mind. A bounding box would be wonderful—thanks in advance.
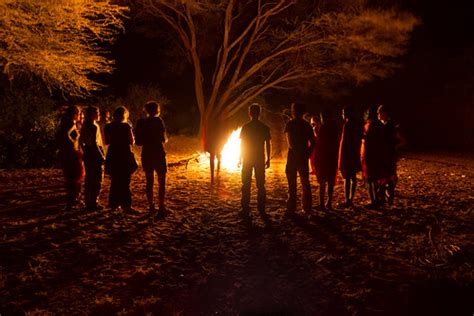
[220,127,242,171]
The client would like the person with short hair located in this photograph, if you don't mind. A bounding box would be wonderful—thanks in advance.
[377,105,405,207]
[338,106,362,208]
[361,106,385,208]
[56,105,84,210]
[135,101,168,217]
[80,106,105,211]
[313,110,341,210]
[104,106,137,212]
[284,102,315,214]
[239,103,271,220]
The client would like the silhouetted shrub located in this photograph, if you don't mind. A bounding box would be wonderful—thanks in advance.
[0,86,60,168]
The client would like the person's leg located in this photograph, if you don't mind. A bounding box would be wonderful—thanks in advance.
[210,152,216,182]
[368,180,375,204]
[286,168,297,213]
[378,182,386,205]
[344,176,351,205]
[319,180,326,209]
[92,161,103,208]
[157,171,166,210]
[109,174,119,209]
[387,180,395,206]
[86,159,103,209]
[241,162,252,213]
[350,174,357,204]
[145,170,155,211]
[217,153,221,175]
[83,159,93,208]
[327,181,334,209]
[299,166,312,212]
[122,172,132,209]
[255,161,266,214]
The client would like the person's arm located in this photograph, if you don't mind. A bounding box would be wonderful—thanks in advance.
[308,129,316,158]
[128,125,135,145]
[395,124,407,149]
[265,139,271,169]
[284,122,292,150]
[161,119,168,144]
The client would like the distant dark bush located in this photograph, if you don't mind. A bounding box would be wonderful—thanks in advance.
[0,86,60,168]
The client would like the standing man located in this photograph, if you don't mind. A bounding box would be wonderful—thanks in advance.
[239,103,271,220]
[284,102,316,215]
[135,101,168,218]
[80,106,105,211]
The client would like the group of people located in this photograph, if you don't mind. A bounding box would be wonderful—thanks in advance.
[56,100,402,220]
[56,101,168,217]
[239,102,403,219]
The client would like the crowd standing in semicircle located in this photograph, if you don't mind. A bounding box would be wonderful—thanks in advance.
[55,100,405,220]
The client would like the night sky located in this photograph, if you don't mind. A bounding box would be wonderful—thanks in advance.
[107,0,473,149]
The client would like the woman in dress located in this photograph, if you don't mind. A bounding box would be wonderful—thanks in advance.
[104,106,137,211]
[56,105,84,210]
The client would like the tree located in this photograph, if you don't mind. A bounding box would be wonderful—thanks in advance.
[0,0,128,97]
[135,0,418,151]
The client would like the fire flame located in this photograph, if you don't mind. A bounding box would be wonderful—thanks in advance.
[220,127,242,171]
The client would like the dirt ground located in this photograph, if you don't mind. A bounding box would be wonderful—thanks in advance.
[1,137,473,315]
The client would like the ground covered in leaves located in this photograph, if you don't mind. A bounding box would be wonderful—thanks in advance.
[1,138,473,315]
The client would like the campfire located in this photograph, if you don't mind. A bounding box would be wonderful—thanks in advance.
[220,127,242,171]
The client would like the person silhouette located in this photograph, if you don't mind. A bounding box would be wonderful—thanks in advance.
[56,105,84,210]
[338,106,362,208]
[361,106,385,209]
[239,103,271,220]
[377,105,405,207]
[135,101,168,217]
[104,106,137,212]
[284,102,315,215]
[80,106,105,211]
[203,117,228,183]
[313,110,340,210]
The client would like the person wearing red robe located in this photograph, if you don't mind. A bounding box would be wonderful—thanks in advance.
[338,106,362,208]
[313,110,340,209]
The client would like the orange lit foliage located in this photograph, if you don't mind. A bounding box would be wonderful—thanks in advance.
[135,0,418,152]
[0,0,128,97]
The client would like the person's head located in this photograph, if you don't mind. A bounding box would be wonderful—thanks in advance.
[248,103,261,119]
[64,105,81,123]
[310,115,320,128]
[113,106,129,122]
[342,105,354,120]
[320,109,333,124]
[101,110,110,123]
[85,106,100,122]
[145,101,160,117]
[364,106,378,122]
[377,104,390,122]
[291,102,306,118]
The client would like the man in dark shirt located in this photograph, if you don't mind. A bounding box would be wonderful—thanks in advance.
[239,103,271,219]
[135,101,167,217]
[284,102,316,214]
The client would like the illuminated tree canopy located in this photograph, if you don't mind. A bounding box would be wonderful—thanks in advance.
[135,0,418,149]
[0,0,128,97]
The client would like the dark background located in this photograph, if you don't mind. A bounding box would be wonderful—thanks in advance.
[105,0,473,150]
